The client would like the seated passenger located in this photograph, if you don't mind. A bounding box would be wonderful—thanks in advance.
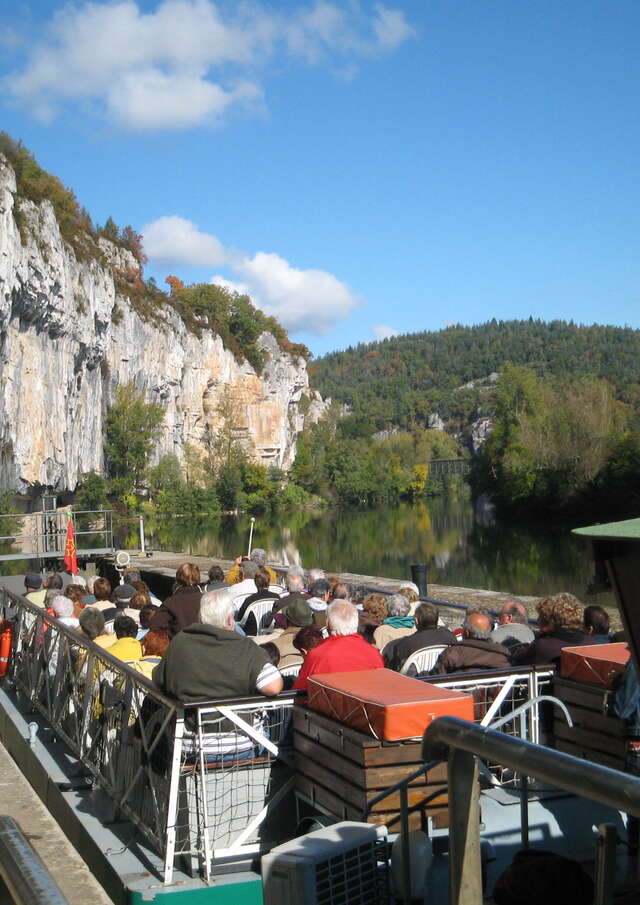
[152,588,283,700]
[306,578,331,627]
[491,601,535,648]
[149,563,202,638]
[51,595,79,628]
[274,598,313,669]
[292,625,324,659]
[133,630,170,680]
[373,594,416,651]
[432,609,511,674]
[293,601,384,691]
[516,594,597,667]
[108,615,143,663]
[358,594,388,643]
[87,577,113,614]
[583,604,612,644]
[24,573,47,607]
[205,564,228,592]
[236,567,280,634]
[384,602,456,671]
[226,548,277,585]
[273,571,309,625]
[78,607,116,651]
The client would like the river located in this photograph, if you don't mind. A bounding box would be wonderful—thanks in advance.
[123,495,614,607]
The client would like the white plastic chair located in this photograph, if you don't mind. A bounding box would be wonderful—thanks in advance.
[268,585,285,596]
[279,662,302,678]
[400,644,447,675]
[238,599,276,635]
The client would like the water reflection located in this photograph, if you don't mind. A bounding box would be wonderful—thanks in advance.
[125,498,613,604]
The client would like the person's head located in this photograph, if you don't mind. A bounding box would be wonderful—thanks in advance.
[51,595,74,619]
[45,588,61,607]
[415,602,439,631]
[208,564,225,583]
[583,604,610,636]
[351,585,368,607]
[259,641,280,666]
[93,577,111,601]
[45,573,63,591]
[176,563,201,587]
[255,568,270,592]
[287,572,305,593]
[79,607,105,640]
[283,598,313,628]
[128,591,151,610]
[113,583,136,608]
[65,584,86,604]
[331,582,351,601]
[537,597,555,633]
[493,849,593,905]
[138,604,156,630]
[131,580,151,595]
[250,548,268,567]
[399,581,420,598]
[310,578,331,601]
[498,601,528,626]
[25,572,42,591]
[240,560,259,580]
[463,608,492,640]
[142,630,170,657]
[114,614,138,639]
[387,594,411,619]
[327,601,359,636]
[199,588,235,630]
[293,625,324,656]
[550,594,583,631]
[399,586,419,604]
[124,568,142,584]
[308,568,325,583]
[363,594,388,622]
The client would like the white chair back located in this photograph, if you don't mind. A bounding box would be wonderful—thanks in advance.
[400,644,447,675]
[279,662,302,678]
[268,585,285,596]
[238,598,276,634]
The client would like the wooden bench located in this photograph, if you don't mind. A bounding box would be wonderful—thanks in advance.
[552,676,626,770]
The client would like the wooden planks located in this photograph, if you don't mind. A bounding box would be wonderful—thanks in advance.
[553,677,626,771]
[293,704,449,831]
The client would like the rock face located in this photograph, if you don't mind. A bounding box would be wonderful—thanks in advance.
[470,415,494,453]
[0,155,323,494]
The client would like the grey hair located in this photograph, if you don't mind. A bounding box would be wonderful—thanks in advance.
[79,607,105,639]
[199,588,235,629]
[386,594,411,618]
[502,601,528,625]
[51,595,73,618]
[240,560,259,578]
[327,601,359,636]
[287,572,305,592]
[463,608,492,641]
[250,548,267,566]
[308,568,325,582]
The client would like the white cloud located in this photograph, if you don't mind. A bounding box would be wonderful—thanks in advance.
[143,215,357,333]
[5,0,414,130]
[372,324,398,340]
[142,216,227,267]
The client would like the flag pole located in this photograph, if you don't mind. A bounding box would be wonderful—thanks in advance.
[247,517,256,557]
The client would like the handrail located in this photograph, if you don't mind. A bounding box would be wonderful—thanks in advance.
[0,816,70,905]
[422,715,640,816]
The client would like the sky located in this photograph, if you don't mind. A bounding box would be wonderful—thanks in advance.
[1,0,639,357]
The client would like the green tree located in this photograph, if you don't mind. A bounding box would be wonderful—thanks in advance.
[74,472,109,510]
[105,384,164,494]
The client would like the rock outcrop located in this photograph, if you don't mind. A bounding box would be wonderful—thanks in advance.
[0,154,323,494]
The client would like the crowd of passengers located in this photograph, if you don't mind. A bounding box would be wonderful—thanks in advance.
[20,548,619,704]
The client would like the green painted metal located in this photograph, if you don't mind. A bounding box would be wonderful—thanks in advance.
[128,876,263,904]
[572,517,640,540]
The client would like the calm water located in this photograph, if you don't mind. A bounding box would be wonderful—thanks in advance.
[121,496,613,605]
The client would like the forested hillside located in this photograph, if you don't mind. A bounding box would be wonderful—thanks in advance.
[311,320,640,432]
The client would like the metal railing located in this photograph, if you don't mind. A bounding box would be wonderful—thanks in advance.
[0,509,114,562]
[0,816,70,905]
[0,590,296,884]
[422,716,640,905]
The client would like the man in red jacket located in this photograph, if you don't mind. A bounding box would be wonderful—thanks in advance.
[293,601,383,691]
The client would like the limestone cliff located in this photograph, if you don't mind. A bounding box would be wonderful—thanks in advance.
[0,154,324,495]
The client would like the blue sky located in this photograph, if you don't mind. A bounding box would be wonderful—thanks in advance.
[1,0,639,356]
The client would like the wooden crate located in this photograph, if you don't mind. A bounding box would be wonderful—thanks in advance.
[293,703,449,832]
[552,677,627,771]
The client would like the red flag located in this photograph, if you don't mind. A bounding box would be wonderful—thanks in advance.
[64,516,78,575]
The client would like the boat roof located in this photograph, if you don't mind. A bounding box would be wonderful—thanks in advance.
[572,517,640,541]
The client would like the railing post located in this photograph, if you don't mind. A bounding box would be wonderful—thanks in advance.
[593,823,617,905]
[448,749,482,905]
